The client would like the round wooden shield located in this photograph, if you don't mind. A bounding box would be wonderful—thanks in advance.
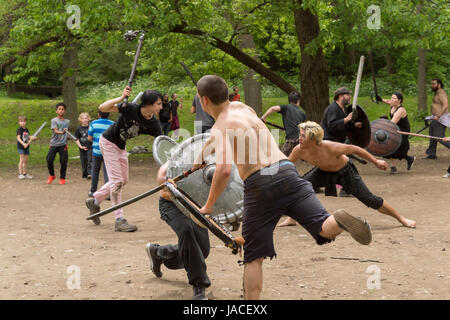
[366,119,402,157]
[346,105,371,148]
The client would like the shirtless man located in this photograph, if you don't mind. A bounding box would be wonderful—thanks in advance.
[278,121,416,229]
[192,75,372,300]
[425,79,450,159]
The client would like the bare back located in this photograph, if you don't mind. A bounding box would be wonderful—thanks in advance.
[213,102,286,181]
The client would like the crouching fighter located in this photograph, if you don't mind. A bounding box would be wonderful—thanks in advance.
[278,121,416,229]
[146,162,211,300]
[192,75,372,300]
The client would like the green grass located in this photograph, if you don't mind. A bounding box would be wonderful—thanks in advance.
[0,93,446,170]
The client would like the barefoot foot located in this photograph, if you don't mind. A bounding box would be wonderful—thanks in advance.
[400,218,416,228]
[277,217,297,227]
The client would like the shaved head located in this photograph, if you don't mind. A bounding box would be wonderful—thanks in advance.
[197,75,229,105]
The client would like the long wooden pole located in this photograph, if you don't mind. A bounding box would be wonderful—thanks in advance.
[397,131,448,141]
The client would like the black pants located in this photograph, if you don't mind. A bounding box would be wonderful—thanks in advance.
[426,120,450,156]
[161,122,171,135]
[157,198,211,288]
[79,147,92,178]
[46,145,68,179]
[90,155,109,193]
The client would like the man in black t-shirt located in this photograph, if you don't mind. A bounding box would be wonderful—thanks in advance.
[85,86,163,232]
[261,91,306,156]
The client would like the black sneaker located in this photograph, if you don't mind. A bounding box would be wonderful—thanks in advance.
[424,155,437,159]
[407,156,416,170]
[115,218,137,232]
[88,191,94,197]
[192,286,208,300]
[390,166,398,174]
[85,198,101,225]
[145,243,162,278]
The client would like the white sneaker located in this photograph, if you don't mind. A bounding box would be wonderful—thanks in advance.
[18,174,25,179]
[442,173,450,178]
[24,174,33,179]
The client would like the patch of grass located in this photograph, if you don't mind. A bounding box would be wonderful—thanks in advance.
[0,93,446,170]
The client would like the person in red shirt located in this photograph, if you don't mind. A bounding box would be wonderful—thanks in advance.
[232,86,240,101]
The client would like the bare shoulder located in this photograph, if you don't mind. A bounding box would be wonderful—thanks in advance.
[230,101,256,114]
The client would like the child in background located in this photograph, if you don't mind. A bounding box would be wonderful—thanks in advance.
[46,102,70,185]
[88,111,114,197]
[75,112,93,179]
[16,116,37,179]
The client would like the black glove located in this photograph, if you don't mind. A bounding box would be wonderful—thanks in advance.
[375,94,383,102]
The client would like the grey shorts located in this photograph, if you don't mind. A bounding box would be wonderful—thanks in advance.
[242,160,331,263]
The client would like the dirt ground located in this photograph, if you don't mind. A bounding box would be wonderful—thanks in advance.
[0,144,449,300]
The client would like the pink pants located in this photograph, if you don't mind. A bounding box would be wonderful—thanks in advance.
[94,136,128,220]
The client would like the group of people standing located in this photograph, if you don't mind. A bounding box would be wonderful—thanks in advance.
[159,93,183,137]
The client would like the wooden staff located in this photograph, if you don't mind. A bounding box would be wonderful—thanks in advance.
[397,131,448,141]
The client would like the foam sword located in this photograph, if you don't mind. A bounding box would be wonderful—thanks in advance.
[32,121,47,137]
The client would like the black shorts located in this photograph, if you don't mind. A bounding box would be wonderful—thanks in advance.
[303,161,384,210]
[242,160,331,263]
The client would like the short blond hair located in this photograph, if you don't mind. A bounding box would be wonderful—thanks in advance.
[78,112,91,123]
[18,115,27,122]
[298,121,324,144]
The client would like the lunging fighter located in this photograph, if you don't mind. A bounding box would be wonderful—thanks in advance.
[277,121,416,229]
[146,162,211,300]
[192,75,372,300]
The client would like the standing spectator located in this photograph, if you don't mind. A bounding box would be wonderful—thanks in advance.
[232,86,240,101]
[75,112,93,179]
[169,93,183,139]
[88,111,114,197]
[190,93,215,134]
[160,93,172,135]
[425,78,450,159]
[16,115,37,179]
[46,102,70,185]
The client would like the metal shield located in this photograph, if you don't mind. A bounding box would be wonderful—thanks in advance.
[346,104,371,148]
[166,133,243,231]
[152,135,179,165]
[366,119,402,157]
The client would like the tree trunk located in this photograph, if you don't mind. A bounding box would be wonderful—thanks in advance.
[417,47,427,112]
[416,3,427,113]
[4,65,15,95]
[62,40,79,130]
[293,0,329,122]
[385,53,395,75]
[238,33,263,116]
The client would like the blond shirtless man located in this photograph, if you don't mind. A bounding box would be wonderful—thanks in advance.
[192,75,372,300]
[278,121,416,229]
